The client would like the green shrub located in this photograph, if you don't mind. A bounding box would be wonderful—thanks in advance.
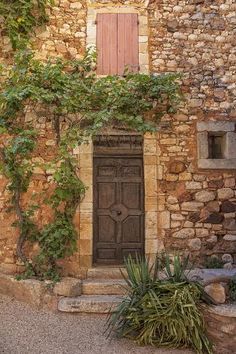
[205,256,223,269]
[107,254,212,354]
[229,275,236,301]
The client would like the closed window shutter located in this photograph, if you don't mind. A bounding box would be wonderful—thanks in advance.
[96,13,118,75]
[117,14,139,75]
[96,13,139,75]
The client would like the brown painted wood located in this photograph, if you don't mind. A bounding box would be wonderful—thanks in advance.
[93,155,144,265]
[118,13,139,74]
[96,13,139,75]
[97,13,118,75]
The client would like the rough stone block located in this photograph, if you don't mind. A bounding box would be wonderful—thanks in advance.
[221,201,236,213]
[188,238,201,251]
[53,277,82,297]
[195,191,216,202]
[225,132,236,158]
[197,121,235,132]
[218,188,234,200]
[159,211,170,229]
[0,274,44,307]
[181,201,204,211]
[58,295,121,314]
[204,283,226,304]
[197,131,209,159]
[172,228,195,239]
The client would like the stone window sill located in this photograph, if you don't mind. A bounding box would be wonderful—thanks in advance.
[198,159,236,169]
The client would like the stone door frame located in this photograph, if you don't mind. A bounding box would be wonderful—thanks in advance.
[75,133,161,268]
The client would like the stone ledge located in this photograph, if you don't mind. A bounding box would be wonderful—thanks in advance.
[207,304,236,318]
[203,304,236,354]
[0,273,45,308]
[198,158,236,169]
[0,273,85,310]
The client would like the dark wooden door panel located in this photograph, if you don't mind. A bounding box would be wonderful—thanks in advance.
[93,156,144,264]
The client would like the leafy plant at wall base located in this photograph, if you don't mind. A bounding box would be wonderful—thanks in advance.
[107,255,213,354]
[205,256,223,269]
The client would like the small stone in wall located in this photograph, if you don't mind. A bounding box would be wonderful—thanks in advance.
[173,228,195,239]
[224,177,235,188]
[207,235,218,244]
[188,238,201,251]
[221,201,236,213]
[204,283,226,304]
[223,262,233,270]
[217,188,234,200]
[167,20,179,33]
[208,180,224,189]
[181,201,204,211]
[186,181,202,190]
[195,191,216,203]
[178,192,193,203]
[167,196,178,204]
[206,201,220,213]
[188,212,201,222]
[203,213,224,224]
[223,234,236,241]
[222,254,233,264]
[169,161,186,174]
[224,218,236,231]
[179,172,192,181]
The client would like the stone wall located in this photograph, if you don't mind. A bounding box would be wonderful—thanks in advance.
[149,0,236,264]
[203,304,236,354]
[0,0,236,275]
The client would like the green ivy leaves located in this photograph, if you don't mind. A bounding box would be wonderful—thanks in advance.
[0,49,182,281]
[0,0,53,50]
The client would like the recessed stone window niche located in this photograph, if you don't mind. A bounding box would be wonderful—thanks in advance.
[197,121,236,169]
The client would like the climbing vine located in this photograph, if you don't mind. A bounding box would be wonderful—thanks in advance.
[0,47,182,280]
[0,0,53,50]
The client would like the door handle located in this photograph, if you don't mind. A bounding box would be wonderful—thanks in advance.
[116,210,122,215]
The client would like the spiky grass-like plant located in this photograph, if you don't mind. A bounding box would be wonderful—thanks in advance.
[107,254,213,354]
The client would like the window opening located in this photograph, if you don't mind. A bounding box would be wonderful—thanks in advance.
[208,132,226,159]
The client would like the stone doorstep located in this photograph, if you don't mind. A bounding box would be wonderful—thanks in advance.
[58,295,122,314]
[82,279,127,295]
[87,267,127,279]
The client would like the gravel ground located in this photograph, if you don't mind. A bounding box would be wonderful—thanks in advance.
[0,294,193,354]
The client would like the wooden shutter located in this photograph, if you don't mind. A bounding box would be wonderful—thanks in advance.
[97,14,118,75]
[96,13,139,75]
[117,14,139,75]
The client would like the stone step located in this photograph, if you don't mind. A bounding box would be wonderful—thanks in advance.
[82,279,127,295]
[87,267,127,280]
[58,295,122,314]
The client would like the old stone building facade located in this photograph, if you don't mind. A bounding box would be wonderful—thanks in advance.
[0,0,236,277]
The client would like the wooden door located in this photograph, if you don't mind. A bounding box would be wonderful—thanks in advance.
[93,156,144,264]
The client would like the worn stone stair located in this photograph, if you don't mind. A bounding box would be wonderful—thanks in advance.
[82,279,126,295]
[58,294,122,313]
[58,267,126,314]
[87,267,127,279]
